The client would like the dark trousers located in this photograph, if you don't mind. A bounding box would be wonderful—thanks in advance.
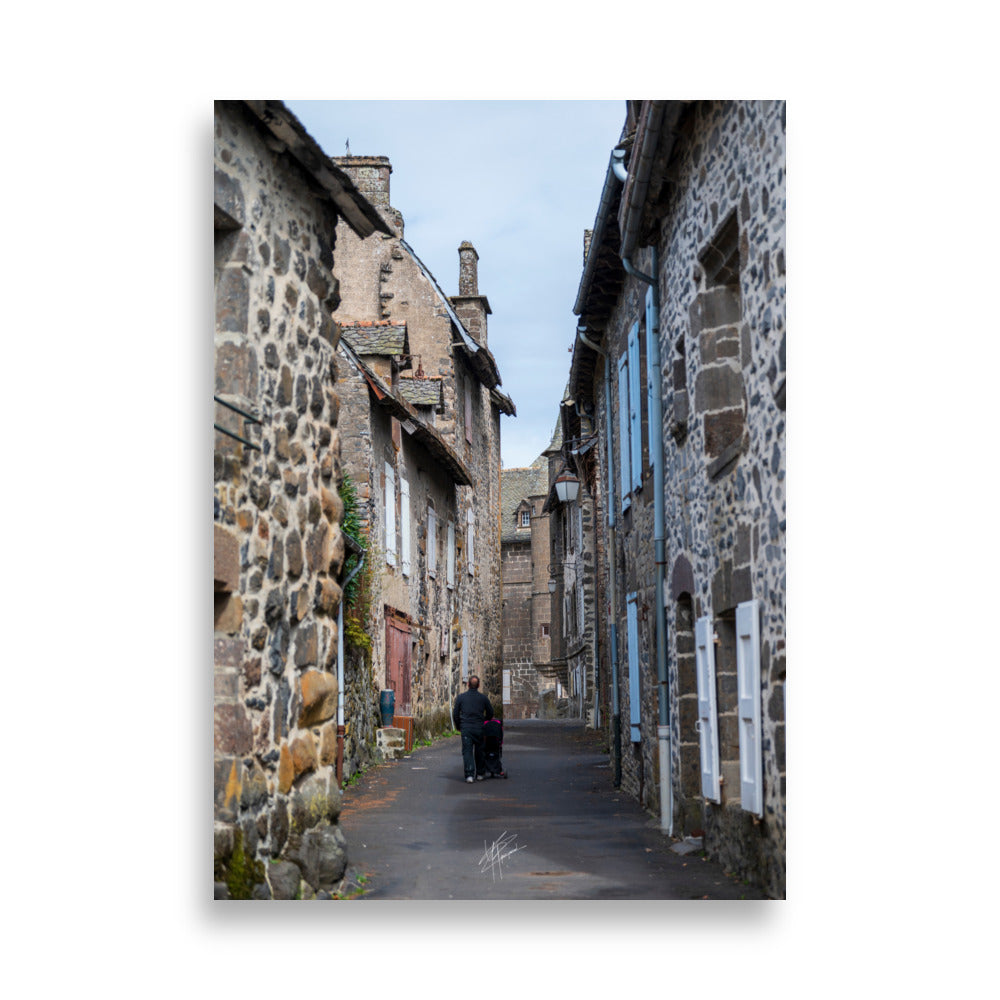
[461,729,485,778]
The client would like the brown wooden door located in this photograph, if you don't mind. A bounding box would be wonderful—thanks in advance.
[385,616,412,715]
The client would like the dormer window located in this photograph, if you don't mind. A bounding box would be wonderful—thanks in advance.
[519,509,531,528]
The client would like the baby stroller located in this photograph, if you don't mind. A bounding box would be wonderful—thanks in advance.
[482,717,507,778]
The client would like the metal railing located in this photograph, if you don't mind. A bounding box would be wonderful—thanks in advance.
[213,395,261,451]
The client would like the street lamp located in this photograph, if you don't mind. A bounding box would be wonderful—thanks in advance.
[554,468,580,505]
[548,578,557,594]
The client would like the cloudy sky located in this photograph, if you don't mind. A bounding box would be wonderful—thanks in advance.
[285,100,627,470]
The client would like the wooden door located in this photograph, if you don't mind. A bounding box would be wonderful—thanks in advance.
[386,616,412,716]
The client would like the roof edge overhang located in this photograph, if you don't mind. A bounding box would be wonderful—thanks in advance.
[339,341,474,487]
[399,238,504,390]
[239,101,394,239]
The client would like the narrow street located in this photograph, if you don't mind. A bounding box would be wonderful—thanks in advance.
[336,719,766,900]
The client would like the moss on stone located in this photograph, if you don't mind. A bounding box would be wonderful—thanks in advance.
[219,828,266,900]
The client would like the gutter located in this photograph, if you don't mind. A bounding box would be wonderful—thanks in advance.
[573,148,626,318]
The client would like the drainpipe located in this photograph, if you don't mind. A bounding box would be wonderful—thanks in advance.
[337,544,366,788]
[575,324,604,732]
[604,354,622,788]
[616,103,674,836]
[645,249,672,838]
[622,247,671,833]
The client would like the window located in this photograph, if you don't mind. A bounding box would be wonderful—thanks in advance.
[427,504,437,576]
[447,520,455,588]
[384,462,396,567]
[541,623,550,637]
[697,210,746,477]
[400,477,410,576]
[519,509,531,528]
[502,669,511,705]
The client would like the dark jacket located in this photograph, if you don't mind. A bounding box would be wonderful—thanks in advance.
[452,689,493,733]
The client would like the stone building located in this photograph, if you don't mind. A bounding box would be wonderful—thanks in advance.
[499,452,553,718]
[568,100,786,897]
[540,392,599,725]
[328,155,514,756]
[213,100,391,898]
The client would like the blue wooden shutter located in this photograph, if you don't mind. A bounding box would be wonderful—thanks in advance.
[626,593,640,742]
[628,321,642,492]
[617,352,631,511]
[695,615,721,803]
[736,599,763,816]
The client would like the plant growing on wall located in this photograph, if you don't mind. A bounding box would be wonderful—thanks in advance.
[339,474,375,655]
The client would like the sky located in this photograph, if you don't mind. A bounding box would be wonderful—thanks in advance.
[285,100,627,470]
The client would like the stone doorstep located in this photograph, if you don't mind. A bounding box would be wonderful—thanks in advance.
[375,726,407,760]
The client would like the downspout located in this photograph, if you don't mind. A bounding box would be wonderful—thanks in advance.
[576,321,620,778]
[618,110,673,834]
[604,354,622,788]
[645,250,672,837]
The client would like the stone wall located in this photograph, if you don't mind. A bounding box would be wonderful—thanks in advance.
[572,100,785,897]
[655,100,786,898]
[501,541,540,718]
[213,102,366,898]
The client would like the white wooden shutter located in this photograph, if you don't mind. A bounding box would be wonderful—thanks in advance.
[466,508,474,575]
[427,505,437,575]
[617,352,631,511]
[628,321,642,492]
[626,594,640,742]
[447,520,455,588]
[736,599,763,816]
[695,615,721,803]
[384,463,396,567]
[502,669,511,705]
[400,477,410,576]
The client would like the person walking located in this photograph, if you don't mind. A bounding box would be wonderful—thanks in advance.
[452,675,494,783]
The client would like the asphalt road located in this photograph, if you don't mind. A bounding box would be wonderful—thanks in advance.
[336,719,767,900]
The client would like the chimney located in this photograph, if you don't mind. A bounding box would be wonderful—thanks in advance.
[450,240,491,347]
[458,241,479,295]
[583,229,593,266]
[332,155,392,208]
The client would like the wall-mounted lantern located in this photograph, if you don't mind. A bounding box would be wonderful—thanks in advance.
[554,468,580,505]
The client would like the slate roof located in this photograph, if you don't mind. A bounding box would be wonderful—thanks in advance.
[339,321,408,357]
[397,375,443,408]
[500,454,549,544]
[339,340,473,487]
